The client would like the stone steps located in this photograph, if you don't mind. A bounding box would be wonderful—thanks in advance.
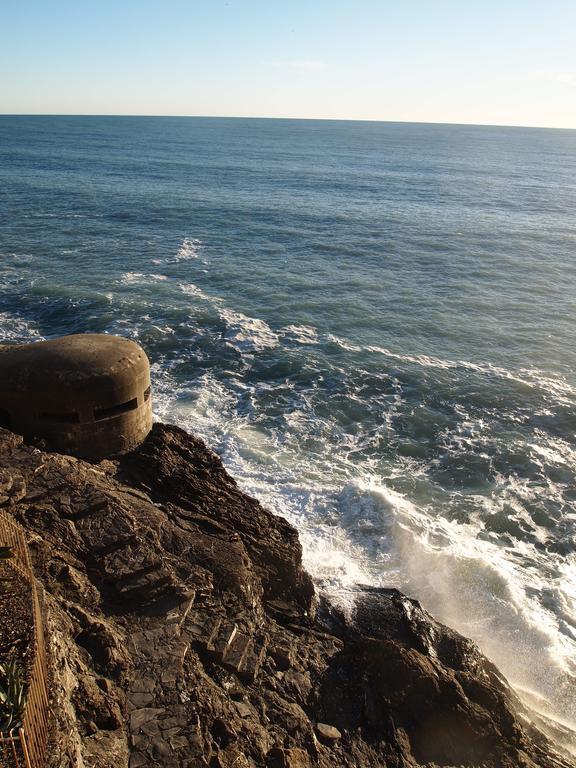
[239,639,267,684]
[165,593,196,628]
[185,611,268,683]
[127,596,204,766]
[187,612,223,650]
[221,631,251,674]
[209,621,238,661]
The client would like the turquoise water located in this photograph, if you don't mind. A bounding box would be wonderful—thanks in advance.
[1,116,576,737]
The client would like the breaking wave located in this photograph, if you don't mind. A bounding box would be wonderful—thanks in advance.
[219,309,279,353]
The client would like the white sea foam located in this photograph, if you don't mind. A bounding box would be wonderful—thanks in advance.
[151,368,237,440]
[219,308,279,353]
[321,476,576,737]
[179,282,222,304]
[0,312,43,344]
[327,333,363,352]
[154,237,206,265]
[175,237,203,261]
[281,324,319,345]
[530,437,576,468]
[327,333,576,403]
[120,272,168,285]
[287,471,576,737]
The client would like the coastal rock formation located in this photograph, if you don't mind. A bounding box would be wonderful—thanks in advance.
[0,423,573,768]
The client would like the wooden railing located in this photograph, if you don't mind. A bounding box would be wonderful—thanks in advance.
[0,512,49,768]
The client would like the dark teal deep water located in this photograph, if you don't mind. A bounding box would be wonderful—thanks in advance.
[1,116,576,735]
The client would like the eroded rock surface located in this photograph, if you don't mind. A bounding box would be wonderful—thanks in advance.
[0,424,573,768]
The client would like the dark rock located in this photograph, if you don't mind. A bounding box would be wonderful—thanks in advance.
[0,424,573,768]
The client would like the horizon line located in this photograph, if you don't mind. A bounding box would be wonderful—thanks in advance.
[0,113,574,132]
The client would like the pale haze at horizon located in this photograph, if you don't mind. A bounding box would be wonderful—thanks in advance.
[1,0,576,129]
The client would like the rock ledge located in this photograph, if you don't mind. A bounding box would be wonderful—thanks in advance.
[0,423,573,768]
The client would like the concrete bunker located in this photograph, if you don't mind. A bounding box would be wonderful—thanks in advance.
[0,333,153,459]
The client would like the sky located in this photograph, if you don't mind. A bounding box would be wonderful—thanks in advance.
[1,0,576,128]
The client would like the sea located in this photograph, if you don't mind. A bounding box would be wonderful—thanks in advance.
[1,115,576,741]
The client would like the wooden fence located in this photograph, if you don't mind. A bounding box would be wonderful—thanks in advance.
[0,511,49,768]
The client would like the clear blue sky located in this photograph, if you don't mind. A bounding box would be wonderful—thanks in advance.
[2,0,575,128]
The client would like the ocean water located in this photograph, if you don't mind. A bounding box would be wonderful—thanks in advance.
[1,115,576,739]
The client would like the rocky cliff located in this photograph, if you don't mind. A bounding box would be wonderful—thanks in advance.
[0,423,573,768]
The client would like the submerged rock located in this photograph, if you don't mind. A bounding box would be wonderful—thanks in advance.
[0,423,572,767]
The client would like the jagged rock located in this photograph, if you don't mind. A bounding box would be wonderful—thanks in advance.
[0,424,573,768]
[0,468,13,494]
[0,469,26,505]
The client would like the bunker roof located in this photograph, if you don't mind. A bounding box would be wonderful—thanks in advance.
[0,334,148,393]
